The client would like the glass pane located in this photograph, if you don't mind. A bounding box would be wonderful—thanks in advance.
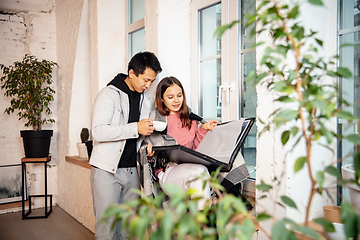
[240,51,257,179]
[200,58,221,122]
[199,3,221,121]
[339,31,360,203]
[128,28,145,60]
[200,4,221,59]
[339,0,360,30]
[340,32,360,165]
[240,0,256,50]
[128,0,144,24]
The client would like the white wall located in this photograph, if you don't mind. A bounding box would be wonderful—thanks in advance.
[97,0,127,89]
[69,0,92,156]
[155,0,192,104]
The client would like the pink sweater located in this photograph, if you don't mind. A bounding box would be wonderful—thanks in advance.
[166,113,208,150]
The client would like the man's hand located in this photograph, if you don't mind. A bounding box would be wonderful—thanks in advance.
[138,119,155,136]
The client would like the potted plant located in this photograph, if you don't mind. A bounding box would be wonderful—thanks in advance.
[0,54,57,158]
[78,127,89,159]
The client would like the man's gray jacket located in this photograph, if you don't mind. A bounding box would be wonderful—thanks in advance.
[89,85,153,173]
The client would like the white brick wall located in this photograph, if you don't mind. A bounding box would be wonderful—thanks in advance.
[0,0,58,213]
[60,162,95,233]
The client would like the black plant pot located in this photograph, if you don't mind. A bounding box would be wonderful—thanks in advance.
[20,130,53,158]
[85,140,93,159]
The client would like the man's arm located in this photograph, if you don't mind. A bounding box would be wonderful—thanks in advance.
[92,88,139,142]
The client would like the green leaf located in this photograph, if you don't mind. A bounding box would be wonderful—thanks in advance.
[295,225,321,239]
[214,20,240,38]
[290,126,299,136]
[336,67,352,78]
[311,99,327,112]
[281,131,290,145]
[273,81,288,92]
[276,44,289,57]
[275,96,295,103]
[355,150,360,180]
[325,166,341,178]
[346,134,360,145]
[281,196,297,209]
[272,221,287,240]
[256,72,268,84]
[308,0,323,6]
[294,157,307,173]
[272,220,298,240]
[288,70,298,81]
[288,6,299,19]
[292,25,305,40]
[240,218,255,240]
[273,28,287,40]
[313,218,335,232]
[340,202,359,239]
[315,38,323,46]
[134,215,152,239]
[161,211,175,239]
[256,213,271,221]
[320,122,334,144]
[254,180,273,191]
[336,110,357,121]
[247,69,257,82]
[274,109,298,122]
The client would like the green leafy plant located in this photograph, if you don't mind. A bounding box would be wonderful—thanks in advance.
[0,54,57,131]
[80,127,90,143]
[236,0,360,239]
[103,0,360,239]
[102,169,257,240]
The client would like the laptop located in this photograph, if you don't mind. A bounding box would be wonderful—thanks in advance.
[152,118,255,172]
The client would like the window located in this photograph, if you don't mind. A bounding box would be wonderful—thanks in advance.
[191,0,257,185]
[338,0,360,203]
[238,0,257,179]
[127,0,145,60]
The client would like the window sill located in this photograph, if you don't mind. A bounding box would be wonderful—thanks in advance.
[65,156,92,169]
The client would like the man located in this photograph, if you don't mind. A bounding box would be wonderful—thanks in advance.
[89,52,162,239]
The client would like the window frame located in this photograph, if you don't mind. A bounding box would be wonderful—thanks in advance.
[190,0,257,197]
[126,0,145,61]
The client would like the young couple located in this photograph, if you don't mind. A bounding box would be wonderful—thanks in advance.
[90,52,219,240]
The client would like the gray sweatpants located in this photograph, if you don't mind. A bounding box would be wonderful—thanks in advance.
[90,167,139,240]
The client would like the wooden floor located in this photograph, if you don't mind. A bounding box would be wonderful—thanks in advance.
[0,206,94,240]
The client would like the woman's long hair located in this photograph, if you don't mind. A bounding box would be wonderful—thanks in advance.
[155,76,192,129]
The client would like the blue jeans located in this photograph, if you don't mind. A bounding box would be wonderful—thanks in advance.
[90,167,139,240]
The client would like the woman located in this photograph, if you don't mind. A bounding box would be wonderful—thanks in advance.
[147,76,220,209]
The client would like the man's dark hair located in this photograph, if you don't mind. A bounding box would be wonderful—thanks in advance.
[128,51,162,76]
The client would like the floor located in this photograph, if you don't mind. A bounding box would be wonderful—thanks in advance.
[0,206,95,240]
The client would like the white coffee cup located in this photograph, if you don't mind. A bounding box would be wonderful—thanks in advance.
[152,121,167,131]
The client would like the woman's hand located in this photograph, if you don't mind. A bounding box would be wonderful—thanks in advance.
[146,143,155,157]
[201,120,221,131]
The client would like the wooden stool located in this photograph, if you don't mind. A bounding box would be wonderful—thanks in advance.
[21,156,52,219]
